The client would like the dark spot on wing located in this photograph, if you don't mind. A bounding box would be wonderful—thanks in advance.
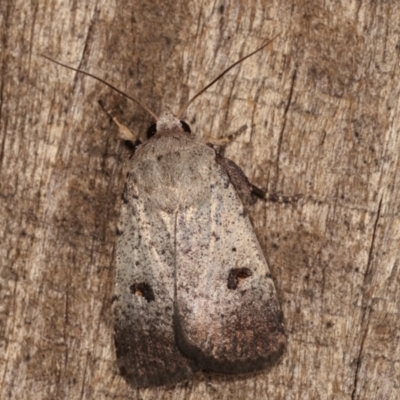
[130,283,155,302]
[227,268,252,290]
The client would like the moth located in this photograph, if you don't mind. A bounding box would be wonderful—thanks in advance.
[43,35,286,387]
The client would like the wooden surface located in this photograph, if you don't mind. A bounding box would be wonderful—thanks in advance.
[1,0,400,399]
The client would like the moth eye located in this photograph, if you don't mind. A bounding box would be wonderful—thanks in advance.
[146,123,157,138]
[123,140,140,152]
[180,120,191,133]
[227,268,253,290]
[129,282,155,302]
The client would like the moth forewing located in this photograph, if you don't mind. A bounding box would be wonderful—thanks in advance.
[173,158,285,372]
[114,171,196,387]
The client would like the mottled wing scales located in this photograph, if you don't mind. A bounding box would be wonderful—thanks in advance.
[174,162,286,373]
[114,182,195,387]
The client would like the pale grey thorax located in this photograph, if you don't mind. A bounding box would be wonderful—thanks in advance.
[130,112,215,213]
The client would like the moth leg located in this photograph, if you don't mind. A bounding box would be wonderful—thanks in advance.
[208,124,301,203]
[216,154,302,204]
[98,100,140,144]
[204,125,248,147]
[248,182,302,203]
[204,137,230,146]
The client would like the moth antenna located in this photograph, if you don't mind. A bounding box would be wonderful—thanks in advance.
[41,54,159,121]
[177,33,281,120]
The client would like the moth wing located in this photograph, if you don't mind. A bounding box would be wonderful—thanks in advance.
[114,182,195,387]
[174,162,286,373]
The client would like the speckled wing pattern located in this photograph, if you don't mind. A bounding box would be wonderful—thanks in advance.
[174,161,286,373]
[113,125,285,387]
[114,184,196,387]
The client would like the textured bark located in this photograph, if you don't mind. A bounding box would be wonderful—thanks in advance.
[1,0,400,399]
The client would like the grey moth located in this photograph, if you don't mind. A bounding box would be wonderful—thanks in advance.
[43,35,286,388]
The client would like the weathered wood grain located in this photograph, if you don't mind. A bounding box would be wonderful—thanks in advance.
[1,0,399,398]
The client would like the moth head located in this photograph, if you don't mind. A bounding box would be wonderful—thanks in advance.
[146,111,191,139]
